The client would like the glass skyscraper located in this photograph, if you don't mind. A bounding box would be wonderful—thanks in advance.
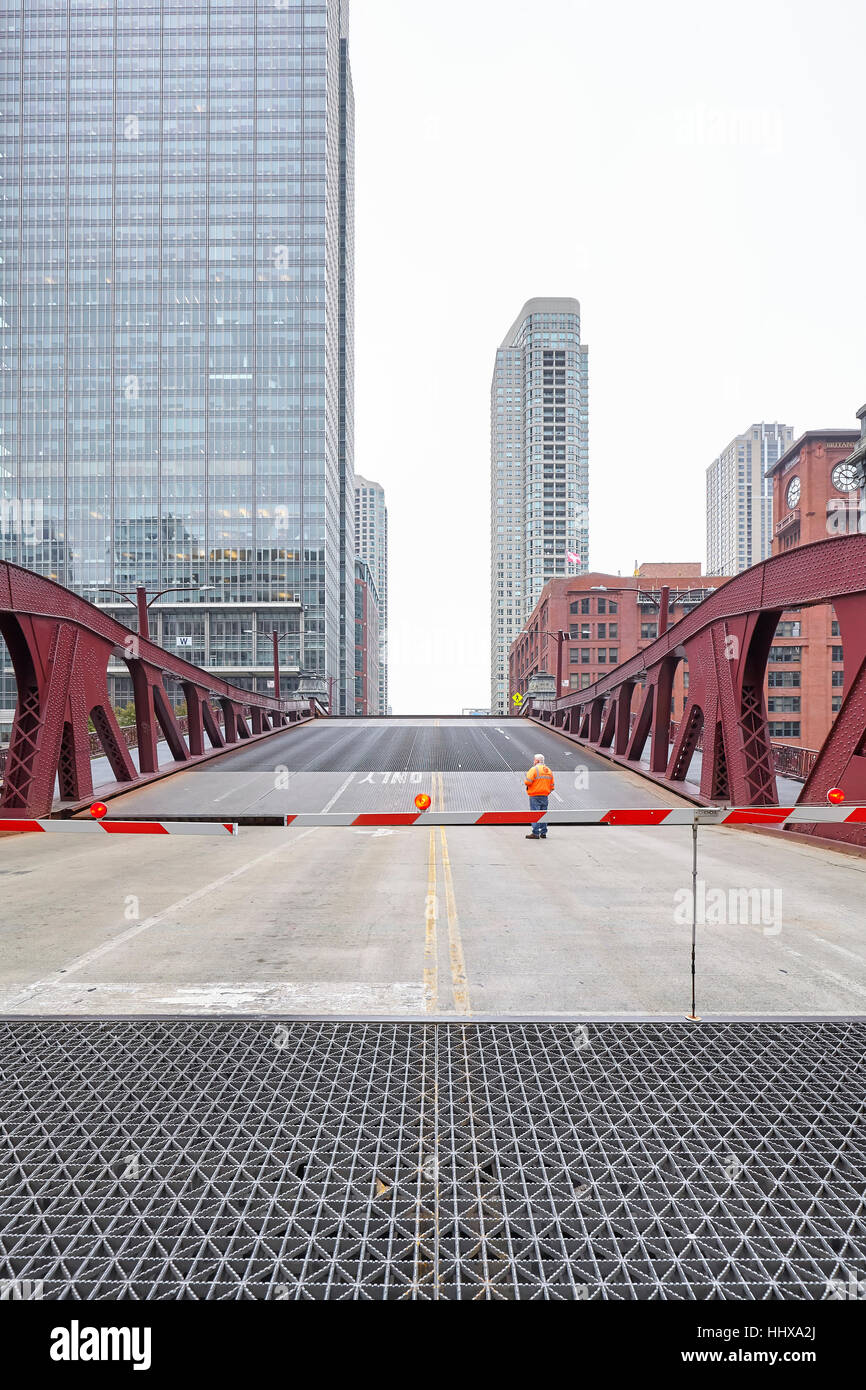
[490,297,589,715]
[0,0,355,712]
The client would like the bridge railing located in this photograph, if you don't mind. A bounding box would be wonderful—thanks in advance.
[0,560,326,816]
[517,535,866,848]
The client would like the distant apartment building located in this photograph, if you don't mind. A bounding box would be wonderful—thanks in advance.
[354,476,388,712]
[509,565,728,722]
[765,418,863,751]
[353,557,380,716]
[706,423,795,574]
[490,298,589,715]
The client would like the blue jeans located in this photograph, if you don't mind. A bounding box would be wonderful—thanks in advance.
[530,795,549,836]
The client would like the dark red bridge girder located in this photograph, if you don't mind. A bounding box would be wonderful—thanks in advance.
[0,561,322,818]
[524,535,866,848]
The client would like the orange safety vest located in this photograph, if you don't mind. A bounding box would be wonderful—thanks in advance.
[525,763,554,796]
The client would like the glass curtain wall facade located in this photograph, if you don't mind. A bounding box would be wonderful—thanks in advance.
[490,297,589,715]
[0,0,354,710]
[354,474,388,713]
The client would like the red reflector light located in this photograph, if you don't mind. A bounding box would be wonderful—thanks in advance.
[89,802,108,819]
[827,787,845,805]
[414,794,432,812]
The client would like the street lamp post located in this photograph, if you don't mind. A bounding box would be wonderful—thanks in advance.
[243,627,296,701]
[543,628,570,698]
[99,583,216,642]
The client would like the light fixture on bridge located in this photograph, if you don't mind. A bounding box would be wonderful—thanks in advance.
[827,787,845,805]
[296,671,328,700]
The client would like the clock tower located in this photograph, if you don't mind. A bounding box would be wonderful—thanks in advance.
[770,423,863,552]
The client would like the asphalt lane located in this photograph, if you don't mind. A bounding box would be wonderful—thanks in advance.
[3,718,863,1019]
[97,717,678,819]
[1,818,865,1016]
[186,717,610,772]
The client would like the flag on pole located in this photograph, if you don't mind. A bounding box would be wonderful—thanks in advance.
[566,551,582,565]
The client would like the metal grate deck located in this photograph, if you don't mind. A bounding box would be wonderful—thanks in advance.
[1,1021,864,1300]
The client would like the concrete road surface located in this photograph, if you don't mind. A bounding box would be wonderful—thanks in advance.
[1,718,864,1017]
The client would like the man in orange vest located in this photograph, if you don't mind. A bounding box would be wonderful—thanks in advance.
[524,754,554,839]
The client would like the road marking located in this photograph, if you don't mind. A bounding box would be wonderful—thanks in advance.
[0,828,320,1011]
[321,771,355,811]
[435,770,470,1016]
[5,979,425,1015]
[818,967,866,1000]
[424,828,438,1013]
[213,772,272,804]
[814,938,864,964]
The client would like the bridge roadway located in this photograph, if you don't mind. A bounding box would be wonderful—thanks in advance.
[1,718,865,1017]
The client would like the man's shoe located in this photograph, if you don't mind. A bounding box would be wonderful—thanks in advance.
[525,834,539,840]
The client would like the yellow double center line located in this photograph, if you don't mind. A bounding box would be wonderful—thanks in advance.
[424,770,471,1016]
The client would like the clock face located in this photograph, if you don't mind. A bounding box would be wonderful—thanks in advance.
[831,460,863,493]
[786,476,801,508]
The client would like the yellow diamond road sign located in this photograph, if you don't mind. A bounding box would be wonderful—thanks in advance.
[512,692,523,705]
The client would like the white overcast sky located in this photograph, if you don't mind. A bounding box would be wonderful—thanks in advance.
[351,0,866,714]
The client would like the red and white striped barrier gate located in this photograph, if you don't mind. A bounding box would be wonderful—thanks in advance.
[1,806,862,834]
[0,819,238,836]
[278,806,866,827]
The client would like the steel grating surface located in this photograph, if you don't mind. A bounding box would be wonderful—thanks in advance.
[1,1020,864,1301]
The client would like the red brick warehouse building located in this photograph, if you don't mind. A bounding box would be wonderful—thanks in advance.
[766,415,865,752]
[509,563,730,721]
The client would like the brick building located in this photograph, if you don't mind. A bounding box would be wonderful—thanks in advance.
[509,564,729,721]
[766,419,864,750]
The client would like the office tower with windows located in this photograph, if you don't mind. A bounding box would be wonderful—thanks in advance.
[0,0,355,712]
[354,475,388,713]
[706,423,794,575]
[490,297,588,715]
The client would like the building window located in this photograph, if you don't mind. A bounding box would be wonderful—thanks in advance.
[609,601,618,614]
[609,649,618,663]
[597,598,606,614]
[767,696,801,713]
[580,673,592,688]
[832,695,842,713]
[831,646,844,662]
[768,720,801,738]
[768,646,802,663]
[597,649,606,664]
[832,670,844,687]
[768,671,801,687]
[609,623,618,638]
[641,622,658,640]
[775,621,801,638]
[580,649,590,664]
[597,623,606,639]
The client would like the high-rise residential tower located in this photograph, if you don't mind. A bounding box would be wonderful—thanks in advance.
[706,423,794,575]
[354,476,388,713]
[0,0,355,712]
[490,297,588,715]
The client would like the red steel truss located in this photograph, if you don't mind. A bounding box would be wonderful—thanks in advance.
[525,535,866,848]
[0,561,321,817]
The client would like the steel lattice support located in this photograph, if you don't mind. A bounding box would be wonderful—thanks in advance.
[529,535,866,845]
[0,560,322,817]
